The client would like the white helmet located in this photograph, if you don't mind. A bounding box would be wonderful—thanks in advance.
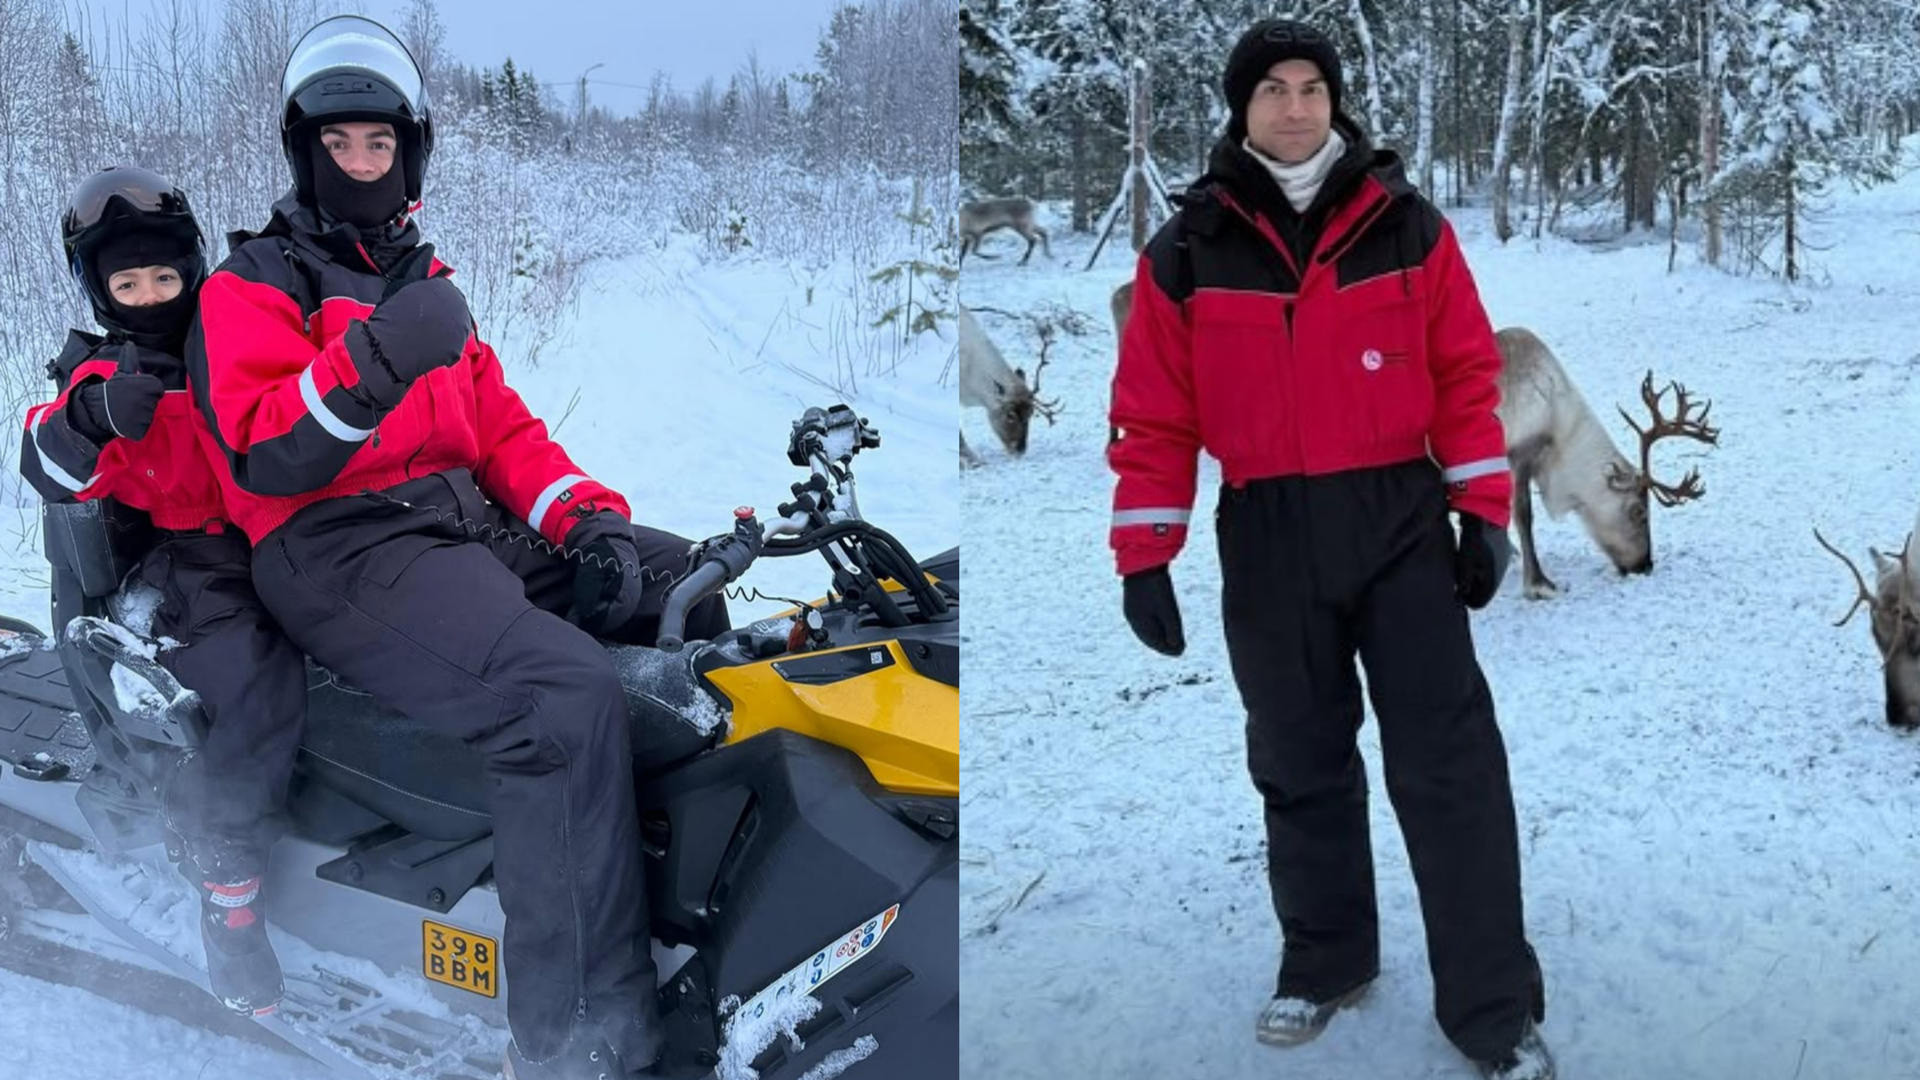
[280,15,433,205]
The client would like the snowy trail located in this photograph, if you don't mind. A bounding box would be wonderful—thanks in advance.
[959,157,1920,1079]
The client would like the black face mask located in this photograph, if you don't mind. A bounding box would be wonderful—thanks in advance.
[309,139,407,230]
[105,290,195,355]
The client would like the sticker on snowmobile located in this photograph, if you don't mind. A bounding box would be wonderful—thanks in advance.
[771,645,896,686]
[735,903,900,1023]
[422,919,498,998]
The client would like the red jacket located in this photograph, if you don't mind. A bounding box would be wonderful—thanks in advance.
[188,197,629,545]
[1108,133,1511,576]
[20,331,228,532]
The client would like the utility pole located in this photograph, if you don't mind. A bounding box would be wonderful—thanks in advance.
[576,61,605,137]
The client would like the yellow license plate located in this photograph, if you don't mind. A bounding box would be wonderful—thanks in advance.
[422,919,498,997]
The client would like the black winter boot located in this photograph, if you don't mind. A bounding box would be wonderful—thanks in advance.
[182,854,284,1017]
[1474,1021,1556,1080]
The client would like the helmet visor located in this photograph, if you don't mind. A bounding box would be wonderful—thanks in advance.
[282,15,425,118]
[64,166,192,235]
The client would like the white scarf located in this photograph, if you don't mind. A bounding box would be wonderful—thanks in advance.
[1244,130,1347,214]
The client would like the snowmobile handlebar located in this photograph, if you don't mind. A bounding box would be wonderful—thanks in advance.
[657,506,765,652]
[655,402,944,650]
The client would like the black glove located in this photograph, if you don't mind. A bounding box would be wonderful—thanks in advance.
[567,510,646,638]
[344,276,473,409]
[1123,565,1185,656]
[1453,513,1512,610]
[69,372,165,443]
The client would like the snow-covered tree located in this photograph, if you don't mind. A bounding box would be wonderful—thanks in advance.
[1715,0,1838,281]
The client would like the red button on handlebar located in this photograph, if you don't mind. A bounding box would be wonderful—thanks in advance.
[735,506,755,519]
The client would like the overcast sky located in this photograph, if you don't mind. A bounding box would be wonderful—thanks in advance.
[73,0,849,114]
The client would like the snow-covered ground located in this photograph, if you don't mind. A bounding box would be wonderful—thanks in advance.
[960,150,1920,1079]
[0,967,334,1080]
[0,237,956,1077]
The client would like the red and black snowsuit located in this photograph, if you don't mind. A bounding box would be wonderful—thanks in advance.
[20,330,307,873]
[1107,123,1542,1060]
[187,194,727,1063]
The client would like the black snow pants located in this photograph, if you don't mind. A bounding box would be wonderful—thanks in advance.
[1215,458,1541,1062]
[145,528,308,879]
[248,467,730,1063]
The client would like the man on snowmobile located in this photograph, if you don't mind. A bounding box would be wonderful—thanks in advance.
[186,15,729,1080]
[20,166,304,1020]
[1106,18,1554,1080]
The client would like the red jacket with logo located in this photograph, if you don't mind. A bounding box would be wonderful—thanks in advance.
[187,196,629,545]
[20,331,228,532]
[1107,131,1512,576]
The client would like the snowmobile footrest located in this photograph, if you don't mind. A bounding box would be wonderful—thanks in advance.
[314,825,494,915]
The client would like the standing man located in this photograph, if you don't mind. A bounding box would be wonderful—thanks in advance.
[188,15,727,1080]
[1106,19,1552,1080]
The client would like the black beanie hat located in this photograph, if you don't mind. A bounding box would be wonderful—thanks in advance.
[1223,19,1344,140]
[94,228,190,282]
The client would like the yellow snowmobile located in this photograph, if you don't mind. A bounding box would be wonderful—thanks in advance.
[0,403,956,1080]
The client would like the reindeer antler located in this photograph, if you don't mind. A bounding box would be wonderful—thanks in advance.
[1618,371,1720,507]
[1029,344,1063,426]
[1814,527,1916,666]
[1814,526,1883,629]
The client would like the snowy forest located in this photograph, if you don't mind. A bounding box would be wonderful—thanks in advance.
[0,0,958,505]
[960,0,1920,280]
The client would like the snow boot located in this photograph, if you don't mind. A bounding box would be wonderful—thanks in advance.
[1254,977,1372,1047]
[188,866,284,1017]
[503,1035,623,1080]
[1474,1021,1556,1080]
[601,999,664,1075]
[167,826,283,1018]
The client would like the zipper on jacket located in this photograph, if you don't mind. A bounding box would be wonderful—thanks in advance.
[355,241,387,278]
[1217,190,1304,284]
[1314,194,1392,271]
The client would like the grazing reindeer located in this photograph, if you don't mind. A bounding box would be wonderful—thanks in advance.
[959,197,1052,267]
[1814,515,1920,728]
[958,306,1060,466]
[1495,327,1721,599]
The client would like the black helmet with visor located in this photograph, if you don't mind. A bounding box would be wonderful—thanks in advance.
[280,15,434,210]
[59,165,207,342]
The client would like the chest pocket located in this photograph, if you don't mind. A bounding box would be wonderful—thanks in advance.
[1187,289,1288,458]
[1325,269,1431,449]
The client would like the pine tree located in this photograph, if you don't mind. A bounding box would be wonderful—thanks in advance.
[720,76,743,144]
[960,2,1019,192]
[517,66,543,151]
[1716,0,1837,281]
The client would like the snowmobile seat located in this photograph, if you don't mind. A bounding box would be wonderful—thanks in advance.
[296,666,492,842]
[293,644,723,844]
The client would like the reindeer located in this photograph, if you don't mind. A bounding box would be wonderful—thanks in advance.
[959,197,1052,267]
[1813,513,1920,728]
[959,306,1060,466]
[1495,326,1720,599]
[1110,280,1135,340]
